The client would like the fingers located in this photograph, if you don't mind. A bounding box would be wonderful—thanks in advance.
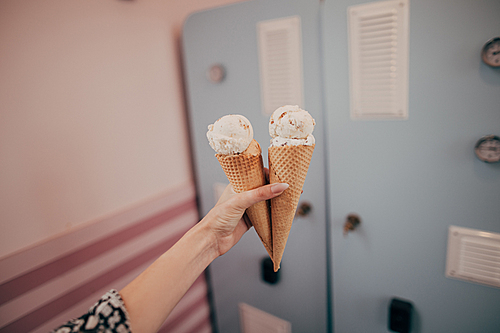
[231,183,289,211]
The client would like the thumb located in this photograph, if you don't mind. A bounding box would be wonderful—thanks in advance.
[231,183,289,210]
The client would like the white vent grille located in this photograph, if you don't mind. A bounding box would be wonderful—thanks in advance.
[348,0,409,120]
[446,226,500,288]
[239,303,291,333]
[257,16,303,116]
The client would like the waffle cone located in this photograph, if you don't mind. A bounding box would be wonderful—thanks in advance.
[215,140,273,258]
[268,144,314,271]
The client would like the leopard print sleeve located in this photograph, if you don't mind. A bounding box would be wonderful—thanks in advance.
[51,290,131,333]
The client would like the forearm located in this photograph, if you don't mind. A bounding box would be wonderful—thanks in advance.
[120,219,218,333]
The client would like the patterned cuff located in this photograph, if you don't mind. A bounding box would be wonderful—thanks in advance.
[52,290,131,333]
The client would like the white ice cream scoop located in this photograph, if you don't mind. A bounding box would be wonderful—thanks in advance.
[207,114,254,154]
[269,105,315,147]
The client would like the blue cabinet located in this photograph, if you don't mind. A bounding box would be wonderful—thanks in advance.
[183,0,500,332]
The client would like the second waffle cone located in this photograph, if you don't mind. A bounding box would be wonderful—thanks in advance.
[268,144,314,271]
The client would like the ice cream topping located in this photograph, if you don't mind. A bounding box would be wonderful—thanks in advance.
[207,114,254,154]
[269,105,315,147]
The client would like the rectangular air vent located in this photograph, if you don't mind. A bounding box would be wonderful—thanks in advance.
[239,303,291,333]
[257,16,303,116]
[446,226,500,288]
[348,0,409,120]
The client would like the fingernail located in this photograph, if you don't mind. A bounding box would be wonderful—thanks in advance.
[271,183,289,194]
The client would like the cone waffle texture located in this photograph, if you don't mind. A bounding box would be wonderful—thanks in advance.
[215,141,273,258]
[268,144,314,271]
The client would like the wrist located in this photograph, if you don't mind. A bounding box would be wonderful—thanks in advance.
[192,216,220,262]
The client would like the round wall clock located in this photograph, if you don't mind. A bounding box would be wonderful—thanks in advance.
[481,37,500,67]
[474,135,500,163]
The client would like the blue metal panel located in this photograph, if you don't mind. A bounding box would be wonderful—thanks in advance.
[323,0,500,332]
[183,1,328,332]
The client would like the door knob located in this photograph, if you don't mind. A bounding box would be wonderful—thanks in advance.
[343,214,361,235]
[296,202,312,217]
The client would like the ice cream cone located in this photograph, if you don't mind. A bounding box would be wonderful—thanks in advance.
[216,139,273,258]
[268,144,314,271]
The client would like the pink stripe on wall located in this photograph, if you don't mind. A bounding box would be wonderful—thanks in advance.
[0,199,196,307]
[0,184,213,333]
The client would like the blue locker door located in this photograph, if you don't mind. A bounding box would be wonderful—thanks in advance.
[323,0,500,332]
[183,1,328,332]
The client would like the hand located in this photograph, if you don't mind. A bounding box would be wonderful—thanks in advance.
[202,182,288,256]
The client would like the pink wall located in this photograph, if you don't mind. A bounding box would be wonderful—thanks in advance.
[0,1,245,330]
[0,0,246,258]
